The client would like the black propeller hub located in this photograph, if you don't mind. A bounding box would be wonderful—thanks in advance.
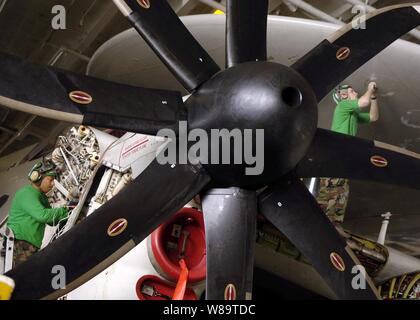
[187,62,318,188]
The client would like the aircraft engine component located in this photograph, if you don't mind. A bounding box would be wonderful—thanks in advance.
[45,126,102,242]
[187,62,317,188]
[101,133,168,178]
[87,169,132,216]
[375,247,420,284]
[78,125,90,137]
[0,227,14,274]
[379,271,420,299]
[104,171,131,201]
[256,217,308,262]
[345,233,388,278]
[50,126,100,200]
[256,217,389,278]
[112,173,131,197]
[148,208,206,284]
[51,148,64,166]
[135,275,198,300]
[93,168,113,205]
[90,152,100,167]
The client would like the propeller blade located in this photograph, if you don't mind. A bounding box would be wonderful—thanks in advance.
[0,194,8,209]
[113,0,220,92]
[201,188,257,300]
[6,159,210,300]
[258,176,380,299]
[0,52,187,135]
[291,4,420,101]
[297,128,420,190]
[226,0,268,68]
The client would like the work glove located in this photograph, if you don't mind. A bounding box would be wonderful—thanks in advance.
[66,199,78,209]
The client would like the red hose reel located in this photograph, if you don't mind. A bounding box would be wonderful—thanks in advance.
[149,207,206,283]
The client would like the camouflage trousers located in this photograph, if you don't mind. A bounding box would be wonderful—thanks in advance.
[13,240,38,268]
[316,178,349,224]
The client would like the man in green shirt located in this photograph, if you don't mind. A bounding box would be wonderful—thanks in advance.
[7,161,68,267]
[318,82,379,225]
[331,82,379,136]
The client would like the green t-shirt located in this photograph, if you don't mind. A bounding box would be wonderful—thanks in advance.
[331,99,370,136]
[7,185,68,248]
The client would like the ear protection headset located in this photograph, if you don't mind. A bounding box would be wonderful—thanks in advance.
[28,161,57,183]
[332,84,352,104]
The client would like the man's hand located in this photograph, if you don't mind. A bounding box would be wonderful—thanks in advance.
[368,81,379,122]
[66,199,78,209]
[368,81,377,95]
[359,81,378,108]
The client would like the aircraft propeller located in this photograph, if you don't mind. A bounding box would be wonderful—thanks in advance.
[3,1,420,300]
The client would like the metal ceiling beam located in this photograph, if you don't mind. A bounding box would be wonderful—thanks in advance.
[332,0,381,18]
[47,46,91,66]
[0,106,9,123]
[285,0,344,25]
[0,0,7,15]
[170,0,200,15]
[0,126,15,135]
[196,0,283,15]
[198,0,226,12]
[18,122,69,164]
[0,115,36,156]
[268,0,283,13]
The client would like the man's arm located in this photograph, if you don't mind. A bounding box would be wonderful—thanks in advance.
[358,82,377,108]
[20,193,68,225]
[369,97,379,122]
